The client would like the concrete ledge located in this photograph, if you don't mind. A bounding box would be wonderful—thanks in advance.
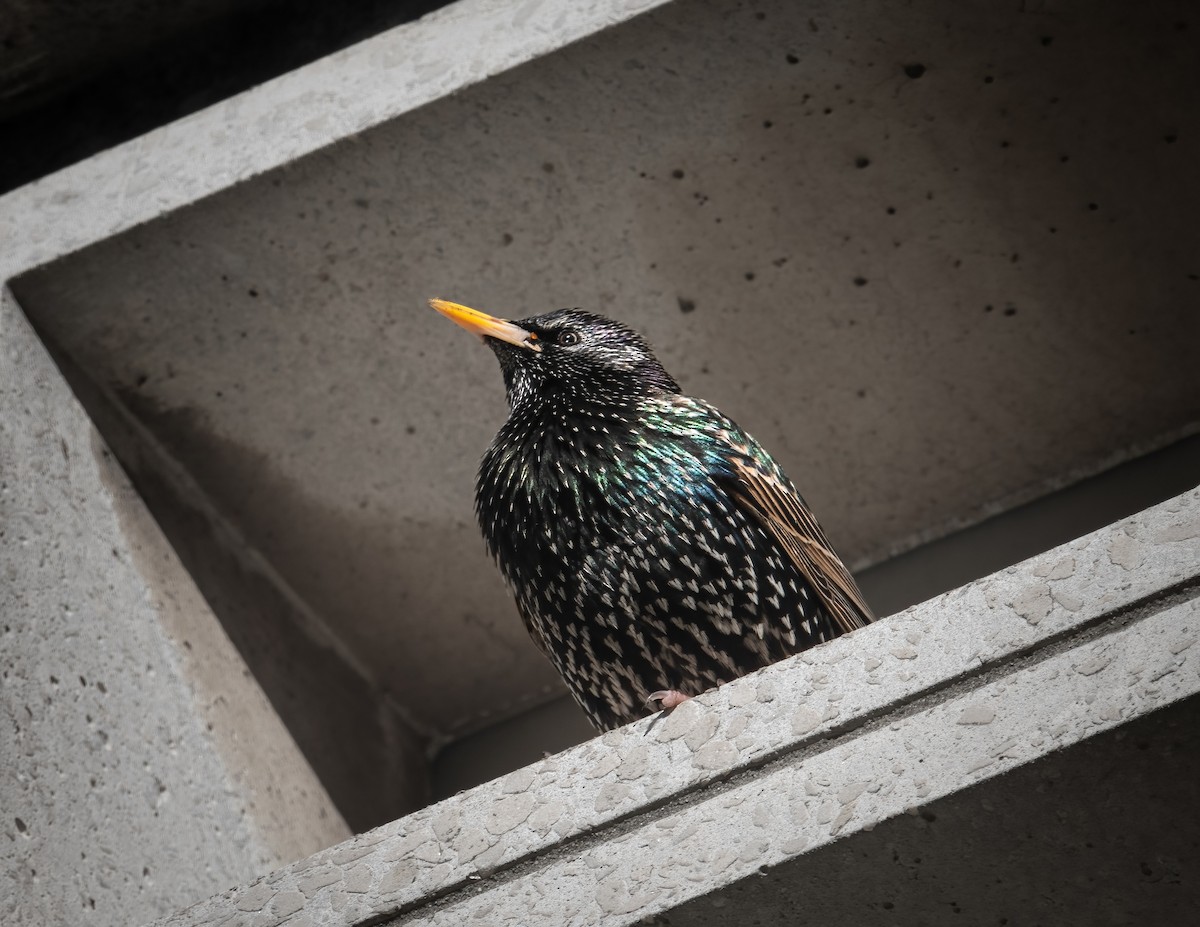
[0,0,668,276]
[4,1,1197,921]
[0,291,350,925]
[154,487,1200,926]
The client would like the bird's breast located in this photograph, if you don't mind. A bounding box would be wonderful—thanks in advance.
[479,410,618,562]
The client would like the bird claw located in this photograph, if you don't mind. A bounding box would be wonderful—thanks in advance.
[646,689,692,710]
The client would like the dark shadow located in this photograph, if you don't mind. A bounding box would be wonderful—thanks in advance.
[31,338,433,832]
[0,0,453,194]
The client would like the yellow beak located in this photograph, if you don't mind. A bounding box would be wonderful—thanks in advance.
[429,298,542,353]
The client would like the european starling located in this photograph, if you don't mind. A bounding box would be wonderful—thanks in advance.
[431,298,874,731]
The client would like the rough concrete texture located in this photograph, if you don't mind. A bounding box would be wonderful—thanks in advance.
[149,487,1200,926]
[34,339,434,830]
[663,692,1200,925]
[0,289,350,924]
[2,0,1198,913]
[8,0,1198,811]
[0,0,670,270]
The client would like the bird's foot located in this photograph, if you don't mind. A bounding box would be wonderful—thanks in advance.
[647,689,692,711]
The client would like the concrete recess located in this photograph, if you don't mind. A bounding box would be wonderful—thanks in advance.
[0,291,350,925]
[6,0,1200,830]
[2,0,1198,922]
[149,487,1200,926]
[1,2,676,919]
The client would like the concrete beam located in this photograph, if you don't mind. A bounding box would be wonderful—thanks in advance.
[152,487,1200,926]
[0,2,676,918]
[0,291,350,925]
[2,0,1197,920]
[0,0,669,275]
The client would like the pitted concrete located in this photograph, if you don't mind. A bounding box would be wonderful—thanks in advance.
[8,0,1199,789]
[0,0,670,274]
[666,692,1199,926]
[149,488,1200,926]
[0,291,349,925]
[2,0,1198,921]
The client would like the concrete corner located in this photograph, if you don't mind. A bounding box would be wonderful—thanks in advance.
[0,291,349,925]
[2,0,1197,923]
[151,488,1200,926]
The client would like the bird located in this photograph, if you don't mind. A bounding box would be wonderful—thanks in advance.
[430,297,874,731]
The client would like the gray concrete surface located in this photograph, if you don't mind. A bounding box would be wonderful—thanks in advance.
[0,290,349,925]
[2,0,1198,920]
[7,0,1199,827]
[0,2,682,916]
[147,487,1200,926]
[430,432,1200,798]
[638,691,1200,926]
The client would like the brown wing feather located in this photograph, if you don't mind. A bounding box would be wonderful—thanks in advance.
[729,458,874,634]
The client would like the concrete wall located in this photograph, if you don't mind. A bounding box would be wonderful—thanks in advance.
[7,0,1199,831]
[1,0,1198,923]
[1,292,349,924]
[149,488,1200,926]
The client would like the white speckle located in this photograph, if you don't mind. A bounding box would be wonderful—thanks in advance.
[957,705,995,725]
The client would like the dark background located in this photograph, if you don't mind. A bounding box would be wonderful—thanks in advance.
[0,0,455,194]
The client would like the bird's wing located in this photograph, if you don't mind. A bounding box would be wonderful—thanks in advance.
[727,458,874,634]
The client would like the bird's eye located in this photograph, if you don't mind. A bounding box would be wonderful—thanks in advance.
[558,330,582,347]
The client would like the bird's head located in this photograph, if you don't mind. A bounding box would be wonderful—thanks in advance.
[430,299,680,411]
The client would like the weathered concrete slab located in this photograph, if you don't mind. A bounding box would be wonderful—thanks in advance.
[646,691,1200,926]
[0,0,671,274]
[2,0,1198,920]
[0,290,350,925]
[8,0,1199,811]
[150,487,1200,926]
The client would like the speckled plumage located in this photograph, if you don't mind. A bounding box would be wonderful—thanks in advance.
[452,305,873,731]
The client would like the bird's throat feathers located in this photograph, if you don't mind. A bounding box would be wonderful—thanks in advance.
[477,391,744,562]
[495,347,679,415]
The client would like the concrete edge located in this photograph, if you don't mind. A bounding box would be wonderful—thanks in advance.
[93,403,355,865]
[151,487,1200,926]
[408,595,1200,926]
[0,0,670,279]
[0,287,350,917]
